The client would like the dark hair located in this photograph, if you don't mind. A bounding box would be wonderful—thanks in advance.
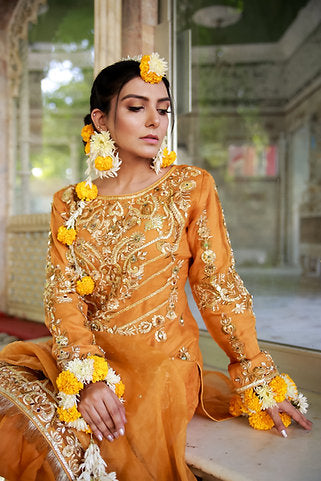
[83,59,174,130]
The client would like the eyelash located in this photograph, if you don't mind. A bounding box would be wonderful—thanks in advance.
[128,106,170,115]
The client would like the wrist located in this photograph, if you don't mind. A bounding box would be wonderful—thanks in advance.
[56,355,125,433]
[229,373,309,430]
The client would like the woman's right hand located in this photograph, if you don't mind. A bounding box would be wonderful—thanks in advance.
[78,381,127,442]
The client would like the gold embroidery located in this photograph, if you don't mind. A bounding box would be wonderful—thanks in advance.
[220,313,245,362]
[177,347,191,360]
[193,209,252,313]
[0,362,84,479]
[45,166,202,363]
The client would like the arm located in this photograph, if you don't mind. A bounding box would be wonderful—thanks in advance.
[188,171,311,434]
[45,187,126,441]
[44,187,104,369]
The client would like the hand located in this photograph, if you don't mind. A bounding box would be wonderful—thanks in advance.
[78,381,127,442]
[267,399,312,437]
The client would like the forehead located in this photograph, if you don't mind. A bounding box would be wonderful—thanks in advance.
[119,76,169,100]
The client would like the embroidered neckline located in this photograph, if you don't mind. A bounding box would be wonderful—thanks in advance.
[95,164,177,200]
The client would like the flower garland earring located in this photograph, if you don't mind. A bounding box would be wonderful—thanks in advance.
[138,53,177,174]
[151,138,177,175]
[81,124,121,184]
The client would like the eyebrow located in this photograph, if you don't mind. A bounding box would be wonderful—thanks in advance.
[121,94,170,102]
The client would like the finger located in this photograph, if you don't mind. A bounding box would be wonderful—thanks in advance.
[80,404,115,442]
[103,395,125,437]
[278,401,313,431]
[267,406,287,437]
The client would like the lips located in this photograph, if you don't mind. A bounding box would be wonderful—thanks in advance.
[140,134,159,144]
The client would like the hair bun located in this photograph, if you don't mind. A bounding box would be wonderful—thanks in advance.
[83,113,92,125]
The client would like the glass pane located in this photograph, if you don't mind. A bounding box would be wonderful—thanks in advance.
[14,0,94,214]
[176,0,321,350]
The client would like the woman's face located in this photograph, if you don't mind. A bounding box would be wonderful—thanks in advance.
[103,76,171,162]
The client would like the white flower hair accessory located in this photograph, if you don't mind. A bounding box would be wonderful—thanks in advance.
[139,53,168,84]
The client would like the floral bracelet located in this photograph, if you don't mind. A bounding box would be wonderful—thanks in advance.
[229,373,308,430]
[56,354,125,433]
[56,355,125,481]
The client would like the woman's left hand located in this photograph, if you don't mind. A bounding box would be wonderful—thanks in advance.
[267,399,312,437]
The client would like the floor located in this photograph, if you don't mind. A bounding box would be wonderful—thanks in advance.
[186,266,321,351]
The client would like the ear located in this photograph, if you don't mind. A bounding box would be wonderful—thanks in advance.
[91,109,109,132]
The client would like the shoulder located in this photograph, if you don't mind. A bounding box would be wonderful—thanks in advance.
[173,164,215,193]
[51,185,77,215]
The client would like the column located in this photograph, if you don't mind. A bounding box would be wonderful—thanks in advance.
[94,0,122,75]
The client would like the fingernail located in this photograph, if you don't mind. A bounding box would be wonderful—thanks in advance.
[119,428,125,436]
[281,430,287,438]
[113,432,119,439]
[97,434,103,442]
[107,435,114,442]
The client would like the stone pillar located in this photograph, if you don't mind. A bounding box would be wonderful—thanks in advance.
[122,0,158,58]
[18,39,31,214]
[94,0,122,75]
[0,33,10,312]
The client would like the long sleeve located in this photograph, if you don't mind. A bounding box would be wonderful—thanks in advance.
[188,170,277,392]
[44,187,104,370]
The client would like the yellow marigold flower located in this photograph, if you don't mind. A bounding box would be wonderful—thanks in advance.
[75,181,98,202]
[88,355,109,383]
[243,388,262,413]
[248,411,274,430]
[140,55,161,84]
[76,276,95,296]
[57,226,77,245]
[115,380,125,399]
[56,370,83,395]
[269,376,287,403]
[95,155,113,171]
[81,124,94,143]
[57,405,81,423]
[85,142,90,154]
[161,148,177,168]
[229,395,243,417]
[140,53,167,84]
[280,412,292,428]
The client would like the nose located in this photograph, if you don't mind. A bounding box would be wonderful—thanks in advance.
[145,108,160,128]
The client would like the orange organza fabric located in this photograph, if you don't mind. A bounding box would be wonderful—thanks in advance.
[0,165,277,480]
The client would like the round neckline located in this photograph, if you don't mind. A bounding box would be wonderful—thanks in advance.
[95,164,177,199]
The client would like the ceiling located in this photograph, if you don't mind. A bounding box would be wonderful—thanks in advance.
[177,0,311,46]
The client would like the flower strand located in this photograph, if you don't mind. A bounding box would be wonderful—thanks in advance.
[229,373,309,430]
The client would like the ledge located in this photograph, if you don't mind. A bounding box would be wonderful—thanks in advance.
[185,331,321,480]
[186,390,319,481]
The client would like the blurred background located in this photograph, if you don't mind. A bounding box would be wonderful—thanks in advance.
[0,0,320,350]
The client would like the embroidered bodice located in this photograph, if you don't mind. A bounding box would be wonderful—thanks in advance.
[44,164,277,391]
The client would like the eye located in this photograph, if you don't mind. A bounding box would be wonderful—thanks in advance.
[128,106,143,112]
[158,108,171,115]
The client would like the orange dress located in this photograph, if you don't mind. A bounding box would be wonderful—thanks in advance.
[0,165,277,481]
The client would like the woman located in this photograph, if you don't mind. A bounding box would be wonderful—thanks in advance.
[0,54,312,481]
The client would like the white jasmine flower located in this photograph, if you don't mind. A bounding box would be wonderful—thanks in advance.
[90,131,115,156]
[78,439,118,481]
[67,358,94,383]
[293,393,309,414]
[58,392,78,410]
[68,418,89,432]
[280,373,298,399]
[148,53,167,77]
[105,367,121,385]
[255,385,277,410]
